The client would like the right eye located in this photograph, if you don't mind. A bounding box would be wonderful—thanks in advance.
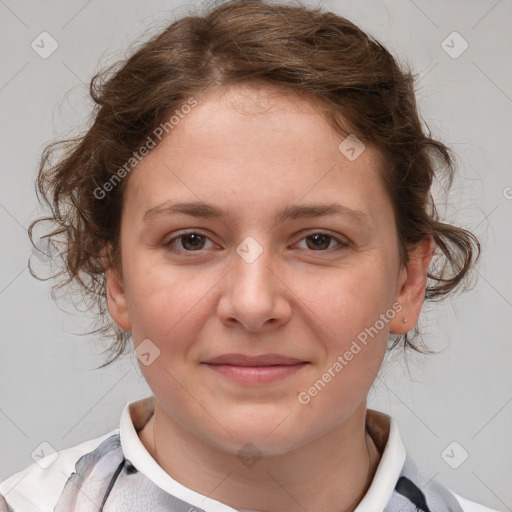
[164,231,216,253]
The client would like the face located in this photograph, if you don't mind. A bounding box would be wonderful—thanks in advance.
[107,84,431,456]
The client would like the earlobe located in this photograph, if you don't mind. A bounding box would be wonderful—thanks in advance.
[389,236,434,335]
[104,257,132,332]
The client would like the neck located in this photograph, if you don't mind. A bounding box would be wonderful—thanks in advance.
[138,400,382,512]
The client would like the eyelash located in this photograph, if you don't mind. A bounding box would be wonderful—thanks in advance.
[164,230,349,255]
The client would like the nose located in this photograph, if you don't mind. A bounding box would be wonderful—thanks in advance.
[216,237,292,332]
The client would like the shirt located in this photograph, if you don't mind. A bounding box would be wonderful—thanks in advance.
[0,395,498,512]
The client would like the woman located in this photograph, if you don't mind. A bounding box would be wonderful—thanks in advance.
[0,1,496,510]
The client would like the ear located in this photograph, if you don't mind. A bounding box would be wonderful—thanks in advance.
[389,236,434,335]
[102,245,132,332]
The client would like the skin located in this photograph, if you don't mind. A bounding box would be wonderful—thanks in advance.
[106,83,433,512]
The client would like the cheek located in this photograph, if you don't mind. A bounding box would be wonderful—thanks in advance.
[125,261,219,406]
[123,255,220,343]
[312,262,397,340]
[295,272,391,429]
[298,261,394,395]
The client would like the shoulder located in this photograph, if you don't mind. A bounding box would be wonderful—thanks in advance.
[363,410,501,512]
[451,490,502,512]
[0,428,120,512]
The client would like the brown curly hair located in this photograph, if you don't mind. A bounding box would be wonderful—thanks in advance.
[28,0,480,368]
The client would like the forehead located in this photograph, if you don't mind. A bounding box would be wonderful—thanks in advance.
[122,84,391,226]
[167,85,340,163]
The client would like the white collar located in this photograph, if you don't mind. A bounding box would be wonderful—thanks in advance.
[354,409,406,511]
[120,395,406,512]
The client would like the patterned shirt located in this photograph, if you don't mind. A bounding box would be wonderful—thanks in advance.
[0,396,498,511]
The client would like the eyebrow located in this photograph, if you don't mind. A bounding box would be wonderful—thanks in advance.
[143,200,370,225]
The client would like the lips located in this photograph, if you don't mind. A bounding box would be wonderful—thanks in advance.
[202,353,309,385]
[202,353,307,366]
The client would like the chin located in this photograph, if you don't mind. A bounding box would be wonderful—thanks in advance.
[206,419,311,459]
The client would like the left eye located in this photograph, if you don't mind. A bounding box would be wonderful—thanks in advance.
[164,231,347,253]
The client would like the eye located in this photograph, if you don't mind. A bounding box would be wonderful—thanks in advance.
[295,232,348,252]
[165,231,215,252]
[164,230,348,254]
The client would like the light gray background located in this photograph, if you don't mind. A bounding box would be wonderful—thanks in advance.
[0,0,511,510]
